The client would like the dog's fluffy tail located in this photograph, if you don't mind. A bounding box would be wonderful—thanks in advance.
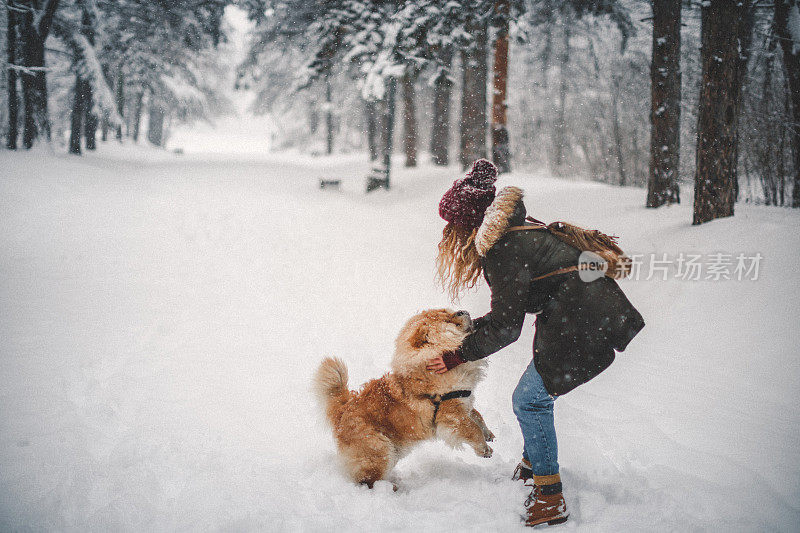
[314,357,351,425]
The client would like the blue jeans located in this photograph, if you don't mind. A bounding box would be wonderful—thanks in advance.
[512,360,559,476]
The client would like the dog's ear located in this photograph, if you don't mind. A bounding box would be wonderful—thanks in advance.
[408,324,428,349]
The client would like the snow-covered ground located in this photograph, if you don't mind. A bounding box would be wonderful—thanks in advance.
[1,146,799,532]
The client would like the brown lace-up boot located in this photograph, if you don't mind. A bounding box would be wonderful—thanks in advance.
[524,473,568,527]
[512,458,533,482]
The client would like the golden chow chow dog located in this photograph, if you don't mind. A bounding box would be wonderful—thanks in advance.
[314,309,494,488]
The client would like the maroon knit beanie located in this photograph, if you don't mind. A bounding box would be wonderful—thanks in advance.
[439,159,498,228]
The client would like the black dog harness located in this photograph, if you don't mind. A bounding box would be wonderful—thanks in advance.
[424,390,472,425]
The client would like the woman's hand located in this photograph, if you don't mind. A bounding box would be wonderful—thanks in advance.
[426,356,448,374]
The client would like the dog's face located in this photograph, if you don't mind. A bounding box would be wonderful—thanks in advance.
[392,309,473,374]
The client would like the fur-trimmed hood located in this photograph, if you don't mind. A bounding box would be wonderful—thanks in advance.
[475,186,525,257]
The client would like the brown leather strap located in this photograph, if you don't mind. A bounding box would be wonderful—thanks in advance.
[526,216,548,226]
[507,224,546,232]
[531,265,584,282]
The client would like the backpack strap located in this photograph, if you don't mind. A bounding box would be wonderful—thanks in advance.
[507,216,548,233]
[506,224,547,232]
[502,224,589,282]
[531,265,585,282]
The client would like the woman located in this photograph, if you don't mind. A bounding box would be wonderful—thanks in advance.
[427,159,645,527]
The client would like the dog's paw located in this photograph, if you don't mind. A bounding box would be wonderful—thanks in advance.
[483,430,495,442]
[477,444,493,458]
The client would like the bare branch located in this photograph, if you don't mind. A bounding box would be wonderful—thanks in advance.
[35,0,60,39]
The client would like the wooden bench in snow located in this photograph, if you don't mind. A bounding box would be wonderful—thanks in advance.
[365,167,390,192]
[319,178,341,190]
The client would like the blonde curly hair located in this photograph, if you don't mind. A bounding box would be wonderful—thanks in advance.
[436,222,483,302]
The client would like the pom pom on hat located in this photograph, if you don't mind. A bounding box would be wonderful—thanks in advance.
[465,158,498,187]
[438,159,498,228]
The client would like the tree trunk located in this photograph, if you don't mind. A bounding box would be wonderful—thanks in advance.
[101,64,109,143]
[325,74,333,154]
[68,75,86,154]
[132,91,144,142]
[78,6,96,150]
[491,0,511,173]
[7,5,18,150]
[734,7,754,204]
[554,22,569,168]
[459,52,469,168]
[20,8,45,148]
[382,77,397,182]
[19,0,58,149]
[758,37,778,206]
[147,104,165,147]
[692,0,752,225]
[367,77,397,192]
[647,0,682,207]
[84,85,97,150]
[308,100,319,134]
[402,68,418,167]
[460,17,488,169]
[776,0,800,207]
[365,99,379,161]
[779,72,788,206]
[115,68,124,141]
[430,49,453,166]
[611,76,626,186]
[69,5,97,156]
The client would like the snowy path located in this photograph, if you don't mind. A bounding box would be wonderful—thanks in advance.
[1,148,799,531]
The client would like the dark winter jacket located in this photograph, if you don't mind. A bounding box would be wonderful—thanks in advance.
[460,187,645,396]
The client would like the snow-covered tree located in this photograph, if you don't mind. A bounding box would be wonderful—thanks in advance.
[3,0,233,153]
[92,0,231,148]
